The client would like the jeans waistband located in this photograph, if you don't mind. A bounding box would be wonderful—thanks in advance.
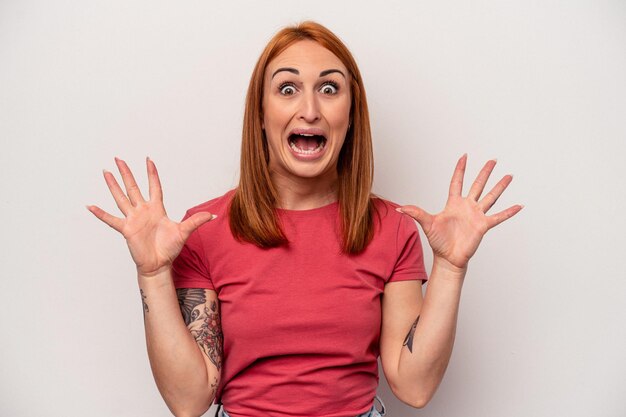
[216,394,386,417]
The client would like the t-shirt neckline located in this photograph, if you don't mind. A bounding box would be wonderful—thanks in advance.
[275,200,339,216]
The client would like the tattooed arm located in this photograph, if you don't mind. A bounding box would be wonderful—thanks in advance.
[140,269,222,417]
[176,288,223,397]
[379,260,465,408]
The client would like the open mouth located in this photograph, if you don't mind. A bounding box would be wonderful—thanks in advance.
[288,133,327,155]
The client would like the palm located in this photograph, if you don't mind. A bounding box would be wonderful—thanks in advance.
[400,155,522,270]
[121,204,186,275]
[88,158,214,276]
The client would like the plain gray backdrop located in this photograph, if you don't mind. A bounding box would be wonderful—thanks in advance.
[1,0,625,416]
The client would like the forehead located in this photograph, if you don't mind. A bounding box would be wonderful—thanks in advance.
[266,40,347,76]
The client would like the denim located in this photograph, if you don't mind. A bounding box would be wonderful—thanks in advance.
[218,394,386,417]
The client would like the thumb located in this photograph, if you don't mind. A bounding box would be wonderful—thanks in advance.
[180,211,217,239]
[396,205,433,232]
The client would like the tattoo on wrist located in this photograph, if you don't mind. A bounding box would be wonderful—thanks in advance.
[140,289,149,317]
[177,289,224,371]
[402,315,420,353]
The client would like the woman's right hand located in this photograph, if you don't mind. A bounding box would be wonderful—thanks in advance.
[87,157,215,277]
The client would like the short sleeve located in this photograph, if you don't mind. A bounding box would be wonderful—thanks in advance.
[171,211,214,290]
[388,214,428,283]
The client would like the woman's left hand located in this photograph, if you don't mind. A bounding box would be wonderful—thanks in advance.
[398,154,523,273]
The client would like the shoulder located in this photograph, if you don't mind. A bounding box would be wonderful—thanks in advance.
[371,195,401,213]
[180,189,237,246]
[183,189,236,219]
[181,190,236,238]
[371,195,416,231]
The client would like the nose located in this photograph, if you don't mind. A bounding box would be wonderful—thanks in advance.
[297,90,321,123]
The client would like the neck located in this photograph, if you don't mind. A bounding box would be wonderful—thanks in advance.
[271,170,339,210]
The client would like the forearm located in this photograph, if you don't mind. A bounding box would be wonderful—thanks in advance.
[395,258,466,406]
[139,269,214,416]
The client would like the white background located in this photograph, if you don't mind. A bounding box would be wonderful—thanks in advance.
[1,1,625,416]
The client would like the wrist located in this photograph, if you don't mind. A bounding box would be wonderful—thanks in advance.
[137,267,173,289]
[432,256,467,279]
[137,262,172,278]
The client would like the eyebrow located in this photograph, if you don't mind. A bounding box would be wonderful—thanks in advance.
[271,67,346,79]
[319,69,345,78]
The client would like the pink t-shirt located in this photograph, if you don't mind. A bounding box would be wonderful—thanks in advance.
[172,190,428,417]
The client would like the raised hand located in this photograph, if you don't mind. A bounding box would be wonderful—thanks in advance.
[398,154,522,272]
[87,157,215,276]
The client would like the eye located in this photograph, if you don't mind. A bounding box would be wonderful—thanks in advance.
[279,82,297,96]
[320,81,338,95]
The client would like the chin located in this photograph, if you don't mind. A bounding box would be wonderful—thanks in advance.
[286,160,336,180]
[290,166,330,179]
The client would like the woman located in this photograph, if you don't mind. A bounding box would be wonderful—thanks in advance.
[88,21,521,417]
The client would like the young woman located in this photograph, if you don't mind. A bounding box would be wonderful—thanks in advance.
[88,21,522,417]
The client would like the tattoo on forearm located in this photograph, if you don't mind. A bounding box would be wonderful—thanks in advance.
[177,289,224,371]
[402,315,420,353]
[210,375,218,399]
[140,289,149,317]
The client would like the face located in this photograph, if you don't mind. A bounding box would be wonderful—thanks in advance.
[262,40,351,182]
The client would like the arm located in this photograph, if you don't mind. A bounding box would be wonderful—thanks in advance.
[382,155,522,407]
[87,157,218,416]
[380,261,464,408]
[141,271,222,416]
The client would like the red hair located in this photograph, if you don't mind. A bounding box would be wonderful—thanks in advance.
[229,21,375,254]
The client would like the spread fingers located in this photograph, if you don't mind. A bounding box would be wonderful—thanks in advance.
[467,159,497,201]
[479,175,513,213]
[114,157,146,206]
[86,205,124,232]
[146,157,163,202]
[487,204,524,228]
[103,169,132,215]
[448,154,468,198]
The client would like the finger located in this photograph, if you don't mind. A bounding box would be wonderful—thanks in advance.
[114,157,145,206]
[448,154,468,198]
[86,205,124,232]
[396,205,434,233]
[467,159,497,201]
[478,174,513,212]
[103,169,132,215]
[146,157,163,202]
[179,212,217,239]
[487,204,524,229]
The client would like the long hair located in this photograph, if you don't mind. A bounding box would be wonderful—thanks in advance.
[229,21,375,254]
